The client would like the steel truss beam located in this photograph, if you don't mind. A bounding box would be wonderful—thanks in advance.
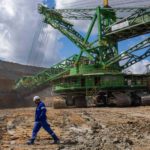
[16,54,78,89]
[48,6,149,20]
[122,48,150,69]
[15,5,150,91]
[106,37,150,68]
[105,8,150,40]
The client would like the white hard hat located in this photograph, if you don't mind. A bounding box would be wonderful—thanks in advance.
[33,96,40,102]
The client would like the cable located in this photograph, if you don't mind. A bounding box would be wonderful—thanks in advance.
[33,24,49,67]
[64,2,99,8]
[32,23,47,66]
[25,20,44,70]
[55,0,100,9]
[59,1,100,9]
[40,32,50,67]
[56,0,149,9]
[60,0,96,6]
[111,0,149,7]
[109,0,148,6]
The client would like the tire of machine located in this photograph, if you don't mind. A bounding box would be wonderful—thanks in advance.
[74,95,87,108]
[65,95,75,106]
[53,97,67,109]
[131,93,141,106]
[109,92,132,107]
[141,95,150,106]
[95,94,107,106]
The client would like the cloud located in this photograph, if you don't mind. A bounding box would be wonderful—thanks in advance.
[0,0,149,70]
[0,0,62,67]
[124,60,150,74]
[30,25,63,67]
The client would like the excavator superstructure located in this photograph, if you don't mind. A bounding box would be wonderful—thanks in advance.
[16,0,150,107]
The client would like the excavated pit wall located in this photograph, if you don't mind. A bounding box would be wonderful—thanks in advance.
[0,60,45,109]
[0,78,16,108]
[0,79,52,109]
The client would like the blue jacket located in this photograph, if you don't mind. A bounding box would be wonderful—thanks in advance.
[35,101,47,122]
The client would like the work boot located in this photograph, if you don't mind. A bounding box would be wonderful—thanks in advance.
[52,139,60,144]
[27,139,34,145]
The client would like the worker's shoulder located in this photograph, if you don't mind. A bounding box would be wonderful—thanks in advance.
[39,101,46,107]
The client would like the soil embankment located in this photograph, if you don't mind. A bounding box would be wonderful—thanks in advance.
[0,60,45,108]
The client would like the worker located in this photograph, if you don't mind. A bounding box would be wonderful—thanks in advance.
[27,96,60,145]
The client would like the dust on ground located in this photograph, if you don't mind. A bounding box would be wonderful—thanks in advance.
[0,106,150,150]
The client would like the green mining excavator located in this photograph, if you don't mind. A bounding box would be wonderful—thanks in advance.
[15,0,150,107]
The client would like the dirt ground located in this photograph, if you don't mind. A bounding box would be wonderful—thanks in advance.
[0,106,150,150]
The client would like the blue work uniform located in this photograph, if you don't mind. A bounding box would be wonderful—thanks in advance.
[31,101,59,141]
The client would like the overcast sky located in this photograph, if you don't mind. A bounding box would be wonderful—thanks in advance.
[0,0,149,73]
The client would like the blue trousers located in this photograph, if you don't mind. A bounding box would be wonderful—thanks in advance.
[31,120,59,141]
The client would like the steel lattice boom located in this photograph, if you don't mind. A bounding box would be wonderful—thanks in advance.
[15,3,150,101]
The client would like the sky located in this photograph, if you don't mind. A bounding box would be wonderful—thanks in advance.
[0,0,149,74]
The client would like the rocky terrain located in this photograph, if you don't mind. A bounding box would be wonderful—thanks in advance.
[0,106,150,150]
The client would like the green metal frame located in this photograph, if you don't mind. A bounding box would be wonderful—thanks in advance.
[15,54,78,89]
[38,5,118,67]
[106,37,150,68]
[38,5,150,68]
[15,5,150,93]
[105,8,150,40]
